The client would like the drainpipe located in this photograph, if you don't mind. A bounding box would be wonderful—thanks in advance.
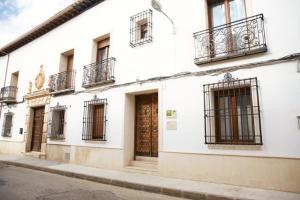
[0,51,10,122]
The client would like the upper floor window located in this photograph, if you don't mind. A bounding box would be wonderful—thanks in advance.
[49,50,76,94]
[82,36,116,88]
[0,72,18,103]
[194,0,266,64]
[2,112,13,137]
[130,9,153,47]
[203,73,262,145]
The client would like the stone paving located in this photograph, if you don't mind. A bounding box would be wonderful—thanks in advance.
[0,154,299,200]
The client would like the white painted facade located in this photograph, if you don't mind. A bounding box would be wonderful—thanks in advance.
[0,0,300,193]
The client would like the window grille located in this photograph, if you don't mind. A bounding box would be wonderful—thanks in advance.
[203,74,262,145]
[48,105,66,140]
[82,98,107,141]
[130,9,153,47]
[2,112,13,137]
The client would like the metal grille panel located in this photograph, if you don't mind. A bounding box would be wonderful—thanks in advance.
[2,112,13,137]
[82,58,115,88]
[130,9,153,47]
[203,76,262,145]
[48,105,66,140]
[194,14,267,64]
[49,70,76,93]
[0,86,17,102]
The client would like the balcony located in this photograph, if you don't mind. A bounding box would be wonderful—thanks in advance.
[49,70,75,95]
[194,14,267,65]
[82,57,116,88]
[0,86,17,103]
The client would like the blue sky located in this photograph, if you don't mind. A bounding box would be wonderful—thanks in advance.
[0,0,73,47]
[0,0,18,20]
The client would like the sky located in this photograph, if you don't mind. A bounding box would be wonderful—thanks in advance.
[0,0,74,47]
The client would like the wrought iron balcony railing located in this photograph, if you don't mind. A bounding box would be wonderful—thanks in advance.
[194,14,267,65]
[49,70,75,94]
[0,86,17,103]
[82,57,116,88]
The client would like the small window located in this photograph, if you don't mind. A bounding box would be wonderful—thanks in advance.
[82,98,107,141]
[48,105,66,140]
[130,9,153,47]
[2,112,13,137]
[203,73,262,145]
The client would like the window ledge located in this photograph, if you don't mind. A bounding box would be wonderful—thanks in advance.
[195,46,267,65]
[82,80,115,89]
[208,144,262,150]
[50,88,74,96]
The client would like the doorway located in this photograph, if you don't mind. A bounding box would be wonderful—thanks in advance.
[135,93,158,157]
[31,107,45,152]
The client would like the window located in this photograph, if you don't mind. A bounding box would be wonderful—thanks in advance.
[82,98,107,141]
[203,73,262,145]
[82,36,116,88]
[49,50,75,93]
[2,112,13,137]
[48,105,66,140]
[130,9,153,47]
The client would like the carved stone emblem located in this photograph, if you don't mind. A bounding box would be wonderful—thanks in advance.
[35,65,45,90]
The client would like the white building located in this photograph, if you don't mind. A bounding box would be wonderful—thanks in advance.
[0,0,299,193]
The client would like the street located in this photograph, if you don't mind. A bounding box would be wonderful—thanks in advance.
[0,163,186,200]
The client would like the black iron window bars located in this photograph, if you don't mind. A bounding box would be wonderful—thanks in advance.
[48,105,66,140]
[82,58,116,88]
[194,14,267,64]
[0,86,18,102]
[130,9,153,47]
[203,73,262,145]
[82,98,107,141]
[2,112,13,137]
[49,70,76,94]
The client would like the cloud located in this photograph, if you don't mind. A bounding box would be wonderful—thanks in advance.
[0,0,74,47]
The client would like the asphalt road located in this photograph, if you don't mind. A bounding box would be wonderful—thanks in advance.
[0,163,186,200]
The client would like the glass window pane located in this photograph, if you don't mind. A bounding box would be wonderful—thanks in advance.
[211,2,226,27]
[229,0,246,22]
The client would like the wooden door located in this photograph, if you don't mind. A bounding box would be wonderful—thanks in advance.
[66,54,73,89]
[135,93,158,157]
[92,104,104,140]
[31,107,45,152]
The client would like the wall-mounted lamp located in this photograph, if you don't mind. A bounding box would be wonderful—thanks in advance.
[151,0,176,34]
[297,116,300,129]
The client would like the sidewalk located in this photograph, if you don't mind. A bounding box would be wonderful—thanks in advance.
[0,154,299,200]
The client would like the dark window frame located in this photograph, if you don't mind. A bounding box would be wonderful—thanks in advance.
[130,9,153,47]
[203,74,262,145]
[82,98,107,141]
[48,105,66,140]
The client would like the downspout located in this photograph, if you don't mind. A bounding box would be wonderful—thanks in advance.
[0,52,10,122]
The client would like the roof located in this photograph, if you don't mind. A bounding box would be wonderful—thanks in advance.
[0,0,105,57]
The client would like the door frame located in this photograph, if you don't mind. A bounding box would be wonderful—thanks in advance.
[30,106,45,152]
[134,92,158,159]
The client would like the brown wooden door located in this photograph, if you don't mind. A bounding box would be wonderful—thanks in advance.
[135,93,158,157]
[31,107,45,152]
[66,54,74,89]
[92,104,104,140]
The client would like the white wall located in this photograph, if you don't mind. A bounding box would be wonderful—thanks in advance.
[0,0,299,158]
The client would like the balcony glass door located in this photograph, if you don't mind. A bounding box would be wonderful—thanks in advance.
[96,38,110,82]
[208,0,246,57]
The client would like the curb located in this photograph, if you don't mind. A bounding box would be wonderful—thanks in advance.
[0,160,249,200]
